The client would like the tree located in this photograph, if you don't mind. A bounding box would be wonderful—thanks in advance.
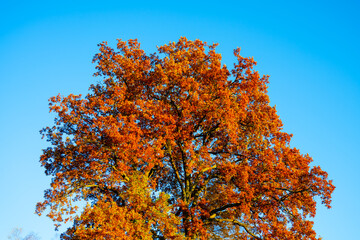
[8,228,40,240]
[37,37,334,239]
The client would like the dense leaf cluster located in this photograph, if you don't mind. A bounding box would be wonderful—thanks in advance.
[37,38,334,239]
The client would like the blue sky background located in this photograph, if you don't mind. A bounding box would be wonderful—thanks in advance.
[0,1,359,239]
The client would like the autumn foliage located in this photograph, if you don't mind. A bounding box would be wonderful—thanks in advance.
[37,37,334,239]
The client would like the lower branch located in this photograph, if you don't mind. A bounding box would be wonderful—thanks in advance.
[210,218,261,239]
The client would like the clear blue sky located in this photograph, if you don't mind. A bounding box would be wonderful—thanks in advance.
[1,1,359,239]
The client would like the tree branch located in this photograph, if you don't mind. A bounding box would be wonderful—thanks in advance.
[209,202,242,215]
[166,139,185,200]
[190,164,217,198]
[210,218,261,239]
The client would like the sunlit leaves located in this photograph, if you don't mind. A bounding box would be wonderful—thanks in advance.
[37,37,334,239]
